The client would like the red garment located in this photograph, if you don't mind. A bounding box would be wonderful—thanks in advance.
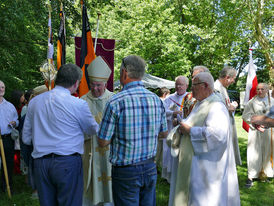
[14,150,21,174]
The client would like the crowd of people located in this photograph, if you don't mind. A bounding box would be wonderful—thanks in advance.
[0,55,273,206]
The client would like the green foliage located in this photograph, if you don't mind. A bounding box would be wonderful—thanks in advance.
[0,0,272,94]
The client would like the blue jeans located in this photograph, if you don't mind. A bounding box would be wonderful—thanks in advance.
[34,154,83,206]
[112,162,157,206]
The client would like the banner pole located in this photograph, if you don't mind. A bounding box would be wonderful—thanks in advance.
[94,12,101,54]
[0,133,12,198]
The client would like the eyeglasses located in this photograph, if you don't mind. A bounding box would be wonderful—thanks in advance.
[192,82,205,87]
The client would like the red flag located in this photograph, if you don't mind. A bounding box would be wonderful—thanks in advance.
[242,48,258,132]
[79,4,96,97]
[57,3,66,70]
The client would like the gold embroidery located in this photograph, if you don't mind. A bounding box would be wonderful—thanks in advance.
[95,112,103,123]
[95,146,109,156]
[98,172,111,185]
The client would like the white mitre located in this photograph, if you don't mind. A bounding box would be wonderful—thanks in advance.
[87,56,111,82]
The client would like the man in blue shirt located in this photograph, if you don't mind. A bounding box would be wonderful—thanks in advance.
[98,55,168,206]
[22,64,99,206]
[0,80,18,193]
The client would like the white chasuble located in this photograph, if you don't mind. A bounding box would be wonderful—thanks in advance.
[81,89,114,205]
[170,93,240,206]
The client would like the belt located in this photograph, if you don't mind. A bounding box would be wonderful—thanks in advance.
[1,134,11,138]
[41,153,80,159]
[113,158,154,168]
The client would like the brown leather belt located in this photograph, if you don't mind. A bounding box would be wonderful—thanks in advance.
[1,134,11,138]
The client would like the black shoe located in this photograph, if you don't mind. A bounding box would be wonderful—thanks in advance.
[245,179,253,188]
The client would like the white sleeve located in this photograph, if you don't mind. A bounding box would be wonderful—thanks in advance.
[22,107,32,145]
[78,101,99,136]
[190,102,229,154]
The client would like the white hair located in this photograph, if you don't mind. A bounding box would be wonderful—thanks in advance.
[193,72,214,90]
[193,65,210,73]
[257,83,269,91]
[175,75,189,85]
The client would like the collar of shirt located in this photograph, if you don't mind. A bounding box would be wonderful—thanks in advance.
[0,98,7,105]
[53,85,71,95]
[122,81,144,91]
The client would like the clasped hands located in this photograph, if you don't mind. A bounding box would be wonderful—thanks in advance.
[251,115,267,133]
[179,122,191,135]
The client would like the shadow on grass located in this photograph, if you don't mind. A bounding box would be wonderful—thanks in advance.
[0,175,39,206]
[237,136,274,206]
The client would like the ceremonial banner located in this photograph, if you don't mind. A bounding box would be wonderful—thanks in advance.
[242,48,258,132]
[57,3,66,70]
[75,37,115,92]
[45,2,54,90]
[78,4,96,97]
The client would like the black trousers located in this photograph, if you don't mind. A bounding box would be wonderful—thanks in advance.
[0,135,14,192]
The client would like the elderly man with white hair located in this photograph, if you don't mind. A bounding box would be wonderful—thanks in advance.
[242,83,274,188]
[0,80,18,194]
[162,75,189,182]
[214,66,242,166]
[170,72,240,206]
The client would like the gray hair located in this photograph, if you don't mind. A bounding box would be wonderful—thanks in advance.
[55,63,82,88]
[194,72,214,90]
[175,75,189,85]
[0,80,4,85]
[193,65,210,73]
[257,83,269,91]
[219,66,236,78]
[121,55,146,79]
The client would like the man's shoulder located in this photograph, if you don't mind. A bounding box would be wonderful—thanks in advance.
[214,79,221,89]
[166,93,176,99]
[1,99,16,110]
[108,87,158,104]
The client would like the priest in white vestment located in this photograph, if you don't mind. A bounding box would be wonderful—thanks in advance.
[242,83,274,188]
[162,76,189,182]
[170,72,240,206]
[214,66,242,166]
[168,66,209,206]
[81,56,114,206]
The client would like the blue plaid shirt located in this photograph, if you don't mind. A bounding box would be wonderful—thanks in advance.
[98,81,167,166]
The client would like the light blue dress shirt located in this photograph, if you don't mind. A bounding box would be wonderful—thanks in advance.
[0,98,18,135]
[267,106,274,118]
[22,86,99,158]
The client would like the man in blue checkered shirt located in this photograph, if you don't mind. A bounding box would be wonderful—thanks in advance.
[98,55,168,206]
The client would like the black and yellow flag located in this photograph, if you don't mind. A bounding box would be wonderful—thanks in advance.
[79,3,96,97]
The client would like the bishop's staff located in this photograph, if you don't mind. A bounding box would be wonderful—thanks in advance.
[0,130,11,198]
[40,1,57,90]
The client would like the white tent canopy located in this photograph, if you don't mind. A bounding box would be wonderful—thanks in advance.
[114,73,175,89]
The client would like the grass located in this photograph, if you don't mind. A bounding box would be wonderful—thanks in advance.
[156,114,274,206]
[1,115,273,205]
